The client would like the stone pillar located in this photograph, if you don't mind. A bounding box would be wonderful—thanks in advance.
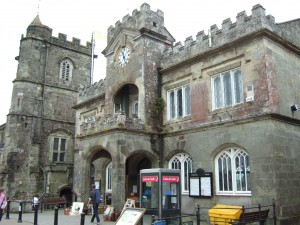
[111,161,126,211]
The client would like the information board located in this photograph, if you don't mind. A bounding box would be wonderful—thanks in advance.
[115,208,146,225]
[189,172,213,198]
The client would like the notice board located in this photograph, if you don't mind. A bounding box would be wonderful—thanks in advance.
[189,172,213,198]
[115,208,146,225]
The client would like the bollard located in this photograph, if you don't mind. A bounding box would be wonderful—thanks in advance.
[33,204,38,225]
[151,215,155,224]
[54,207,58,225]
[80,213,85,225]
[196,205,200,225]
[17,201,22,223]
[5,199,10,219]
[273,201,277,225]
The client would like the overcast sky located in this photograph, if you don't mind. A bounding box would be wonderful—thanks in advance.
[0,0,299,125]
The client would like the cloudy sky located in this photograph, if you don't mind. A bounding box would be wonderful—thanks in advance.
[0,0,299,125]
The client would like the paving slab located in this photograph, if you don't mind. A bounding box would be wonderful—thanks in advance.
[1,208,116,225]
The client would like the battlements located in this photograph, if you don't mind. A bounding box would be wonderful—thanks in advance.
[161,4,279,69]
[78,79,106,104]
[107,3,165,43]
[26,15,92,54]
[51,32,92,54]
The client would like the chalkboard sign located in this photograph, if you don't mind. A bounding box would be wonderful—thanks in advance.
[189,172,213,198]
[115,208,146,225]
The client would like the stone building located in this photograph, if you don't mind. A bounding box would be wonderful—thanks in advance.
[0,3,300,225]
[0,15,92,204]
[73,3,300,225]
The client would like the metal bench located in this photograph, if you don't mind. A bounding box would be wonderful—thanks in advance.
[230,209,270,225]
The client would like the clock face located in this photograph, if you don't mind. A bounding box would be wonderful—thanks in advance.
[119,47,130,67]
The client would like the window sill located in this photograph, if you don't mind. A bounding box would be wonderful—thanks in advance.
[216,193,251,197]
[166,115,192,124]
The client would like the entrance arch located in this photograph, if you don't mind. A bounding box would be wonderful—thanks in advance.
[59,186,72,207]
[125,153,152,206]
[87,148,112,204]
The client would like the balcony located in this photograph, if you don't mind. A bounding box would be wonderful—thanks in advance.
[79,112,144,136]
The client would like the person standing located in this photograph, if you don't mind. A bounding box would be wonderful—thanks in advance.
[0,187,7,222]
[88,184,101,225]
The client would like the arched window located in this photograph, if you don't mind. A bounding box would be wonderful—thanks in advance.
[60,59,73,81]
[215,147,251,195]
[106,162,112,193]
[168,153,193,194]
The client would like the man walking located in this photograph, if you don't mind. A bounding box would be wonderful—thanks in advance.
[88,184,101,225]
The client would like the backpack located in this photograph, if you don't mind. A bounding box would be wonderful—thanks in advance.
[94,190,102,204]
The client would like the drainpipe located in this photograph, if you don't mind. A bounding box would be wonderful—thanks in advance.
[157,67,163,168]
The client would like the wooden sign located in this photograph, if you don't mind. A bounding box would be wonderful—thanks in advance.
[115,208,146,225]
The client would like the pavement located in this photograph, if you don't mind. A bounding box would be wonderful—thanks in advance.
[1,209,116,225]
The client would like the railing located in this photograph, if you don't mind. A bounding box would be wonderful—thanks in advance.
[79,113,144,135]
[151,203,277,225]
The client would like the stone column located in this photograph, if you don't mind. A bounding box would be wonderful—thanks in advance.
[111,161,126,211]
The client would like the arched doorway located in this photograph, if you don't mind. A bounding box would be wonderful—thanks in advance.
[126,154,152,206]
[59,186,72,207]
[88,148,112,206]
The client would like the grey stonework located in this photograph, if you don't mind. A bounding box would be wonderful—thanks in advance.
[1,3,300,225]
[0,15,91,201]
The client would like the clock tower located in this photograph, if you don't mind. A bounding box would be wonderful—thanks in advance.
[102,3,174,130]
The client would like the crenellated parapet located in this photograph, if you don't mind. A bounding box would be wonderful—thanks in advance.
[25,15,92,54]
[106,3,165,44]
[50,33,92,54]
[78,79,106,104]
[161,4,281,68]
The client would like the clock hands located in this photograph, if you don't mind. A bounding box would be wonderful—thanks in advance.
[119,48,130,66]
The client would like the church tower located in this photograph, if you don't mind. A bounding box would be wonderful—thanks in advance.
[1,15,92,199]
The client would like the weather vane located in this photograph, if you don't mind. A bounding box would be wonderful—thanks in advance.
[37,0,41,15]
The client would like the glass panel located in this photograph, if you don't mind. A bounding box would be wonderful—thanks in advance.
[228,157,232,191]
[141,177,159,209]
[218,158,223,191]
[60,139,66,151]
[234,70,243,104]
[214,77,222,108]
[59,153,65,162]
[162,181,179,210]
[53,153,58,162]
[184,86,191,115]
[169,91,175,119]
[53,138,59,151]
[177,88,183,117]
[223,72,232,106]
[171,157,181,170]
[246,155,251,191]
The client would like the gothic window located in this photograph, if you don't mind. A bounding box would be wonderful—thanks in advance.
[53,137,66,162]
[212,68,243,109]
[167,85,191,120]
[60,59,73,81]
[106,162,112,192]
[168,153,193,194]
[215,147,251,195]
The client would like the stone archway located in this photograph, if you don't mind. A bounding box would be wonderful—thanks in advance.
[88,149,112,201]
[125,153,152,206]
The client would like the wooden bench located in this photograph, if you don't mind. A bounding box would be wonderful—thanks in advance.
[40,197,67,212]
[230,209,270,225]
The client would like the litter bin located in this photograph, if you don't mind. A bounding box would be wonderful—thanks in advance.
[209,204,242,225]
